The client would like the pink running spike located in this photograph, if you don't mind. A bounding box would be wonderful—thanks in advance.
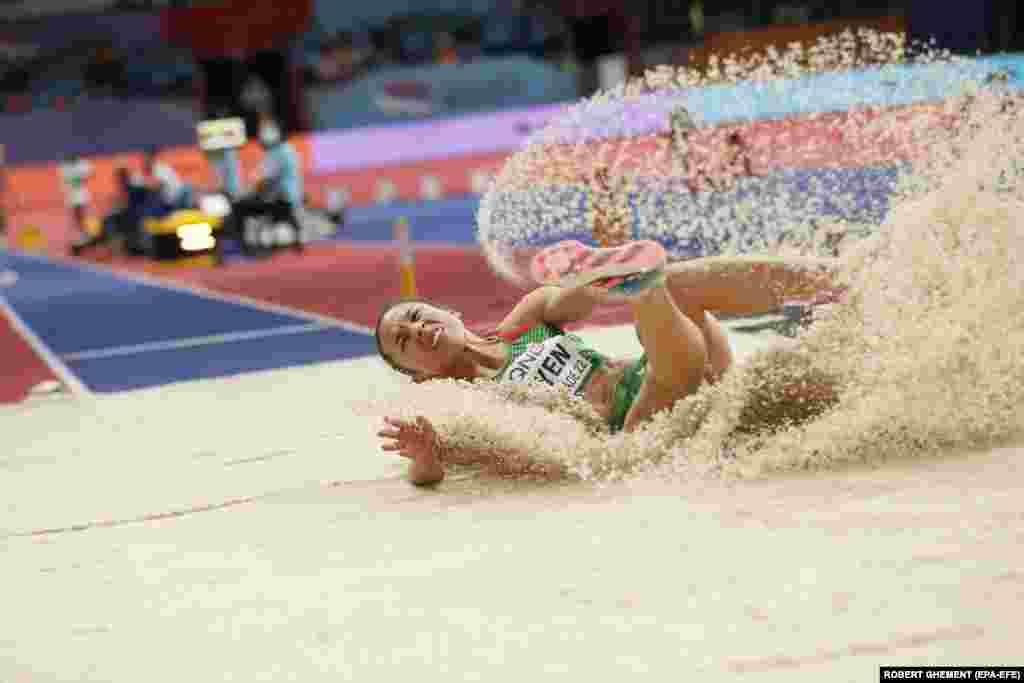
[530,240,667,289]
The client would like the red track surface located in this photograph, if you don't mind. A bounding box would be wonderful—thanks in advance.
[0,305,58,404]
[166,244,533,331]
[139,244,633,333]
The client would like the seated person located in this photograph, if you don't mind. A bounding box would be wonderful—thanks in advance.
[209,146,242,200]
[220,113,304,256]
[203,108,244,200]
[72,167,151,256]
[60,154,93,239]
[143,146,194,217]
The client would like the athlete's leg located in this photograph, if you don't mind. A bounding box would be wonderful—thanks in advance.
[657,254,841,384]
[530,239,740,430]
[664,254,841,318]
[635,303,731,384]
[622,253,841,430]
[623,282,708,431]
[625,254,843,430]
[698,311,732,383]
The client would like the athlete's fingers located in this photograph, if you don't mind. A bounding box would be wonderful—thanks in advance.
[383,416,411,429]
[382,444,415,459]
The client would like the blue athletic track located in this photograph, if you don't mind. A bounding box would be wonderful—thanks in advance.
[0,249,375,394]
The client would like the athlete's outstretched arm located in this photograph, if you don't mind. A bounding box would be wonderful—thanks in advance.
[379,416,562,486]
[495,285,603,334]
[379,416,446,485]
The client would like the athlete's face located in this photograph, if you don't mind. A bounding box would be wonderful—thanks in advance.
[377,301,467,379]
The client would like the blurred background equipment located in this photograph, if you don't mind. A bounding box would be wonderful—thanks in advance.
[196,116,247,153]
[4,0,1015,167]
[393,216,418,298]
[14,224,46,252]
[0,0,1019,264]
[162,0,313,135]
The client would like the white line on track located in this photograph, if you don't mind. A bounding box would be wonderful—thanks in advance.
[61,322,334,362]
[0,293,92,397]
[3,248,374,336]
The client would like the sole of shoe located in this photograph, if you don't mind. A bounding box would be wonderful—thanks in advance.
[532,240,666,289]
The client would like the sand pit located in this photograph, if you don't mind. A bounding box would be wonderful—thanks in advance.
[3,324,1021,681]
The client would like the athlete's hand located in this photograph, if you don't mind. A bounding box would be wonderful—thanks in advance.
[378,416,440,464]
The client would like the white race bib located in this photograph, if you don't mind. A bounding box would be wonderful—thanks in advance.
[502,335,594,395]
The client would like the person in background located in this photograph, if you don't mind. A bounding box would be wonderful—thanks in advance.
[203,109,244,199]
[60,154,93,239]
[71,166,150,256]
[143,146,193,216]
[219,112,304,258]
[211,146,242,199]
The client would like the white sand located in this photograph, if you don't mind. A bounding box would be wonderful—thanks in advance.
[2,324,1021,681]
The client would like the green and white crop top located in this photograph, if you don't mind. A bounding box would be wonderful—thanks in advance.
[493,323,606,396]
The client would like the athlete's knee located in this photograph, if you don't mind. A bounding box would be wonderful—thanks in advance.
[701,312,733,380]
[648,337,707,394]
